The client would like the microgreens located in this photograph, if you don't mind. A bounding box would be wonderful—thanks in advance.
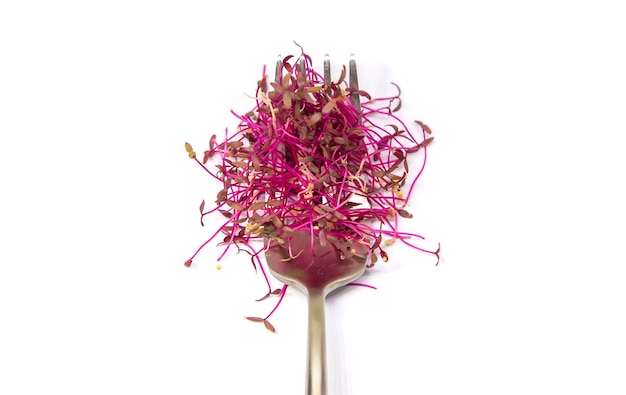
[184,50,439,332]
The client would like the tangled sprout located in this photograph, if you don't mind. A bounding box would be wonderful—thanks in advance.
[184,50,438,331]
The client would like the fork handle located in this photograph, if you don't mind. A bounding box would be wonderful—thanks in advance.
[306,291,327,395]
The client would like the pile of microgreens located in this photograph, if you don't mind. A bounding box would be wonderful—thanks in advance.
[184,51,438,332]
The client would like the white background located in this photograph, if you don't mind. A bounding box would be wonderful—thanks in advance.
[1,1,625,394]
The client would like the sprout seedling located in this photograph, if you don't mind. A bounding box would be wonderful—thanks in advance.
[184,48,438,332]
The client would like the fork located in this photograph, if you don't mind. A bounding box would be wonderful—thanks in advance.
[265,54,364,395]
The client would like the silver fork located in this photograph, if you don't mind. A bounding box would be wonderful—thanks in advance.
[267,54,363,395]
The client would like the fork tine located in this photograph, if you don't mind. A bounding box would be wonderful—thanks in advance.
[274,54,282,84]
[299,58,306,77]
[349,54,361,122]
[323,54,331,86]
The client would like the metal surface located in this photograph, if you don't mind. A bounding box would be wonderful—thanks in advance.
[265,231,368,395]
[323,54,331,86]
[349,54,361,113]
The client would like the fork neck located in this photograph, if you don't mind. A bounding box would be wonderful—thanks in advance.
[306,290,328,395]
